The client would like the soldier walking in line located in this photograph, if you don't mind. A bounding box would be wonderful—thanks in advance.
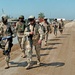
[59,19,64,34]
[15,15,26,58]
[0,15,13,69]
[53,19,59,37]
[24,15,43,69]
[40,17,50,46]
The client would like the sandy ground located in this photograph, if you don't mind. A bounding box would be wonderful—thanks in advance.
[0,21,75,75]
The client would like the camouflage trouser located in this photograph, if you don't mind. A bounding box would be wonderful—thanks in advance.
[4,41,11,67]
[54,28,58,36]
[34,44,41,62]
[49,25,53,33]
[45,33,48,44]
[25,40,41,64]
[5,54,10,67]
[17,37,25,53]
[25,40,32,64]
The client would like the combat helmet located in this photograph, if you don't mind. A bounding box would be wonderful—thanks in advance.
[1,14,8,19]
[28,15,35,19]
[44,17,48,20]
[19,15,24,19]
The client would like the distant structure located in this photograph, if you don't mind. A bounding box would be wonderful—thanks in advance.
[57,18,65,21]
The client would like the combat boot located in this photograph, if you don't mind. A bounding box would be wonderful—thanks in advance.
[5,55,10,69]
[21,49,27,58]
[25,63,31,70]
[5,62,10,69]
[37,59,41,66]
[5,66,10,69]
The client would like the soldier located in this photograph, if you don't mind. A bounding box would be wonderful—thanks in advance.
[40,17,50,46]
[0,15,13,69]
[59,19,64,34]
[15,15,26,58]
[53,19,59,37]
[24,15,43,69]
[35,19,39,24]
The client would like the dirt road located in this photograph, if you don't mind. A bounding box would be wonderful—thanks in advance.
[0,21,75,75]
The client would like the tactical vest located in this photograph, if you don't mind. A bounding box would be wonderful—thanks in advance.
[32,24,40,45]
[26,24,40,45]
[5,26,13,36]
[0,24,13,51]
[17,22,25,33]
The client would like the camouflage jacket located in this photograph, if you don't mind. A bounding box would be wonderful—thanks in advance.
[24,23,43,41]
[53,21,59,28]
[15,21,25,37]
[40,21,50,34]
[0,22,13,37]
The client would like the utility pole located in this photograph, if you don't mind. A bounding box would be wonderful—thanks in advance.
[2,8,5,14]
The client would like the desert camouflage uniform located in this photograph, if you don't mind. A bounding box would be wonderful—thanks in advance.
[15,21,26,57]
[24,23,43,69]
[40,21,50,45]
[59,19,64,34]
[53,20,59,36]
[0,22,13,69]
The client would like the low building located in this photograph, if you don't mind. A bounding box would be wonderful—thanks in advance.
[57,18,65,21]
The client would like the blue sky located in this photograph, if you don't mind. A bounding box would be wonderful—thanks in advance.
[0,0,75,19]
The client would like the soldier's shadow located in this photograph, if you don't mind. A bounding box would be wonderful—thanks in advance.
[49,38,60,41]
[9,61,27,67]
[41,47,57,51]
[9,53,49,68]
[57,36,67,38]
[32,53,49,57]
[47,42,62,46]
[9,61,65,69]
[40,62,65,67]
[31,62,65,69]
[57,33,71,39]
[62,33,70,35]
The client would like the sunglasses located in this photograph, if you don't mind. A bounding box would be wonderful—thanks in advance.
[28,19,34,21]
[19,18,24,19]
